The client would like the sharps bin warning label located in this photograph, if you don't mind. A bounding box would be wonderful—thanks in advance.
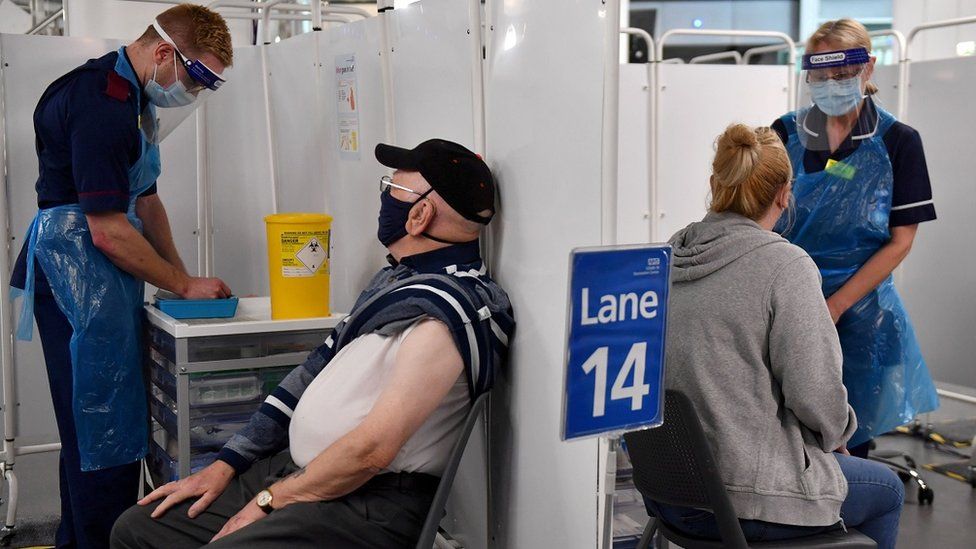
[281,231,330,277]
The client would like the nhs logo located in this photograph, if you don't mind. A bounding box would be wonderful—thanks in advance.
[562,245,672,440]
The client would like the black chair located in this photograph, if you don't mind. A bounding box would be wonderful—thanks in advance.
[623,390,876,549]
[415,392,489,549]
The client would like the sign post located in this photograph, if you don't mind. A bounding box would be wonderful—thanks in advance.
[562,244,671,440]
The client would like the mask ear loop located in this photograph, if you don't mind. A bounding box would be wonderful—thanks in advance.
[411,188,463,245]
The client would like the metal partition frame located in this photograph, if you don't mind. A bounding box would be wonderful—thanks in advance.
[650,29,796,244]
[742,42,791,65]
[0,31,21,538]
[619,28,656,243]
[656,29,796,107]
[689,50,743,64]
[902,15,976,404]
[868,29,907,120]
[903,15,976,124]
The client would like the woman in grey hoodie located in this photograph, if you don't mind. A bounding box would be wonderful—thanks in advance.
[648,124,904,548]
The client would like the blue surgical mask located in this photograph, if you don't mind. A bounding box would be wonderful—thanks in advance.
[377,191,415,247]
[809,75,863,117]
[144,59,196,108]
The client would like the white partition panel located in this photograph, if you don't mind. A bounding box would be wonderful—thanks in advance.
[0,34,119,445]
[266,32,328,215]
[208,45,275,297]
[656,64,791,240]
[485,2,608,547]
[389,0,477,148]
[871,64,901,116]
[319,19,389,312]
[388,3,486,545]
[898,56,976,389]
[618,63,652,245]
[158,114,202,277]
[0,34,198,443]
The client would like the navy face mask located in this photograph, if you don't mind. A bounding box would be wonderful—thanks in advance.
[377,187,472,247]
[377,189,434,247]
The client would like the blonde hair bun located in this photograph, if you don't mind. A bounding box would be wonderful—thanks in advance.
[712,124,761,189]
[708,124,793,220]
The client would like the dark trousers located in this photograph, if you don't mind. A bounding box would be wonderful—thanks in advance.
[34,293,142,549]
[110,451,438,549]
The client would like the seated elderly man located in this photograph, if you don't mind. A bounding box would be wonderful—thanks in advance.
[111,139,514,548]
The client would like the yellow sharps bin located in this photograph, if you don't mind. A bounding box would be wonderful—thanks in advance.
[264,213,333,319]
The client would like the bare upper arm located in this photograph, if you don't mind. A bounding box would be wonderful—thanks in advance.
[354,319,464,461]
[890,224,918,243]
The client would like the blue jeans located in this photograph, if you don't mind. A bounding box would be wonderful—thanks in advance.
[645,453,904,549]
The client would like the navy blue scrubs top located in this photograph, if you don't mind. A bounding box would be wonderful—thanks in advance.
[11,50,157,295]
[772,97,937,227]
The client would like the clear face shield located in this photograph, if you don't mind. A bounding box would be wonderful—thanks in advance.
[796,47,879,151]
[141,20,227,144]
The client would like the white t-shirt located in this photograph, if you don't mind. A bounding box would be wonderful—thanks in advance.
[288,319,469,475]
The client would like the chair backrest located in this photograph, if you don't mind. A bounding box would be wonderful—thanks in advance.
[623,389,748,549]
[415,391,489,549]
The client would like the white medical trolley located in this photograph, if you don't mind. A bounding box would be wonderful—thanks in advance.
[144,297,343,485]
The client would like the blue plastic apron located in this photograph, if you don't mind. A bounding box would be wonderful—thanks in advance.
[13,48,159,471]
[777,104,939,447]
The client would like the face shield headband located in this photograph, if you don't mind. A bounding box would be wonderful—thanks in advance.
[152,20,226,91]
[801,47,870,71]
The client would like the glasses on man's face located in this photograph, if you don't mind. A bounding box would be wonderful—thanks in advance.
[806,66,864,84]
[379,175,427,198]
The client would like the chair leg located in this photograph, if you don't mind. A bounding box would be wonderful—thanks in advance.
[433,530,462,549]
[635,517,656,549]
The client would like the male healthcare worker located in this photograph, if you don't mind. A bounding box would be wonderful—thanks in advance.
[772,18,939,458]
[9,5,233,547]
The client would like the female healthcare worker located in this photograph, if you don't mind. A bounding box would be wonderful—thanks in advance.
[9,6,232,548]
[771,19,939,457]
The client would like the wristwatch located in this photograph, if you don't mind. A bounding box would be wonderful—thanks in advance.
[256,489,275,514]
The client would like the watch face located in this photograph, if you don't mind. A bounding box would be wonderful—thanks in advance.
[257,490,273,507]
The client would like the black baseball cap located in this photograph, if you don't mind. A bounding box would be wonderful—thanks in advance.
[374,139,495,224]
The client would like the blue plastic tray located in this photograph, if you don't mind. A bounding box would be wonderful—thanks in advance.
[154,295,239,320]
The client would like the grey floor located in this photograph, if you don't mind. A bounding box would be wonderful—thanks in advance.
[0,450,60,547]
[3,388,976,549]
[874,384,976,549]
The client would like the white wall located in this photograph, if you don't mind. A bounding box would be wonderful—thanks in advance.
[65,0,253,44]
[0,0,32,34]
[893,0,976,61]
[629,1,797,46]
[818,0,892,22]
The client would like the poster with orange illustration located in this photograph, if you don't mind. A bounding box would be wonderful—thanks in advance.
[335,53,360,159]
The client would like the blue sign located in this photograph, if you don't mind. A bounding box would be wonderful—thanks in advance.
[562,245,671,440]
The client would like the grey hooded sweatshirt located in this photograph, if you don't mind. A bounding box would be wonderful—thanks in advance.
[666,211,857,527]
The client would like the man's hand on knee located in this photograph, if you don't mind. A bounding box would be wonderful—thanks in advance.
[210,499,267,543]
[139,460,236,519]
